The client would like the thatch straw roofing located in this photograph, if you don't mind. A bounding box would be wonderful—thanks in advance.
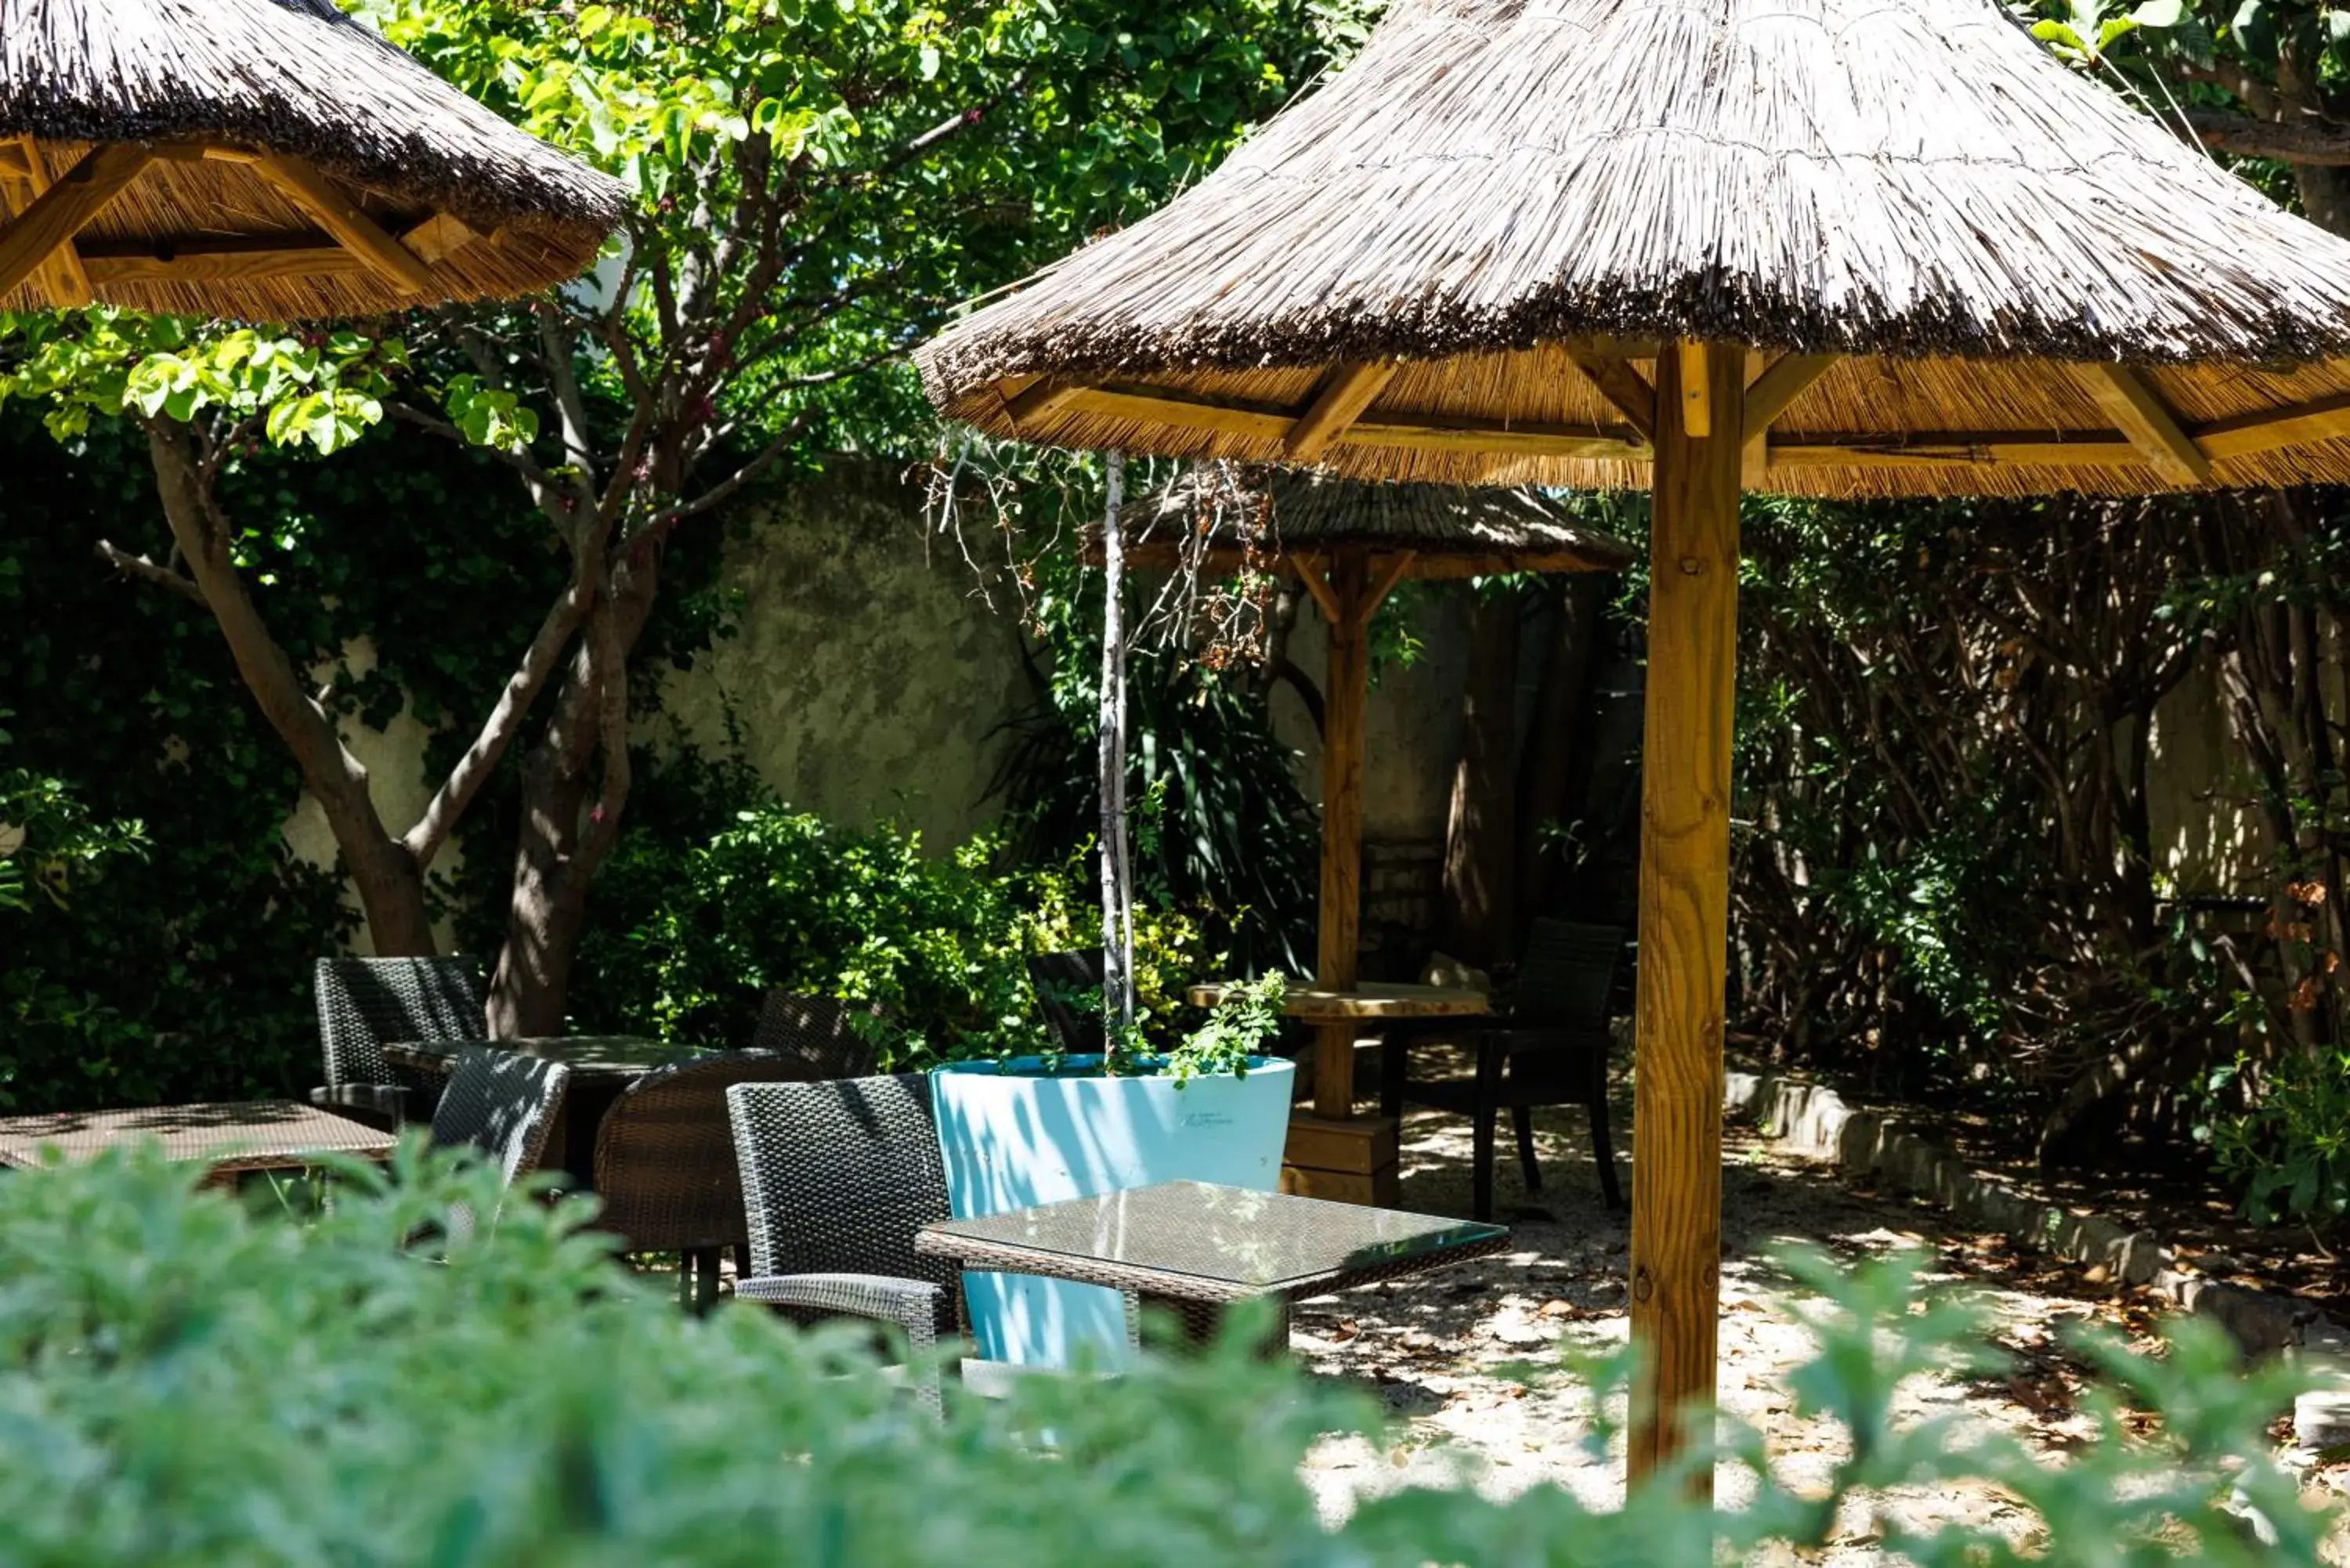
[0,0,631,319]
[919,0,2350,499]
[1123,468,1634,579]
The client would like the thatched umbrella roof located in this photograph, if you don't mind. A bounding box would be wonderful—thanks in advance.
[1123,469,1636,578]
[920,0,2350,498]
[0,0,631,319]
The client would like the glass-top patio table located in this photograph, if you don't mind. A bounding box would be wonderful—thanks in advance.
[915,1179,1508,1350]
[0,1100,395,1183]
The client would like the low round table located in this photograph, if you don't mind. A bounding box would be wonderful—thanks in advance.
[1186,980,1489,1204]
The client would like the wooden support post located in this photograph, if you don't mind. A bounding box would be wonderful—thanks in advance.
[1629,341,1744,1494]
[1314,546,1372,1120]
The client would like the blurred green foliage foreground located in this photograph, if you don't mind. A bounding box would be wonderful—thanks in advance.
[0,1148,2333,1566]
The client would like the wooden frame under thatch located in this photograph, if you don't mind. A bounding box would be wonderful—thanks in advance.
[918,0,2350,1495]
[0,0,629,319]
[1116,469,1632,1147]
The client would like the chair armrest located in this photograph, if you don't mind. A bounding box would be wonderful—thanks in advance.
[739,1273,949,1417]
[736,1272,943,1333]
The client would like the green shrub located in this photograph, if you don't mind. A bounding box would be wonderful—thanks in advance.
[577,804,1219,1065]
[0,1152,2330,1566]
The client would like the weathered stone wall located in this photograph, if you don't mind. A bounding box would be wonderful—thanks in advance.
[647,461,1035,851]
[290,461,1472,948]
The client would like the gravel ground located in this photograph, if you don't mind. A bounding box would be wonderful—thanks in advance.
[1289,1081,2190,1557]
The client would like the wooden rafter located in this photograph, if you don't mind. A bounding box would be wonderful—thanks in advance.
[400,212,479,266]
[1286,553,1345,624]
[0,137,92,305]
[1285,361,1396,461]
[254,152,438,295]
[0,142,157,302]
[1359,550,1418,625]
[79,238,363,285]
[1741,352,1837,443]
[1003,378,1086,432]
[1770,434,2141,468]
[1043,381,1646,461]
[2071,364,2210,485]
[1000,365,2350,479]
[2184,389,2350,460]
[1567,349,1658,442]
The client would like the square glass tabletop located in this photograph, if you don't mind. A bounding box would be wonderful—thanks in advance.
[920,1180,1507,1296]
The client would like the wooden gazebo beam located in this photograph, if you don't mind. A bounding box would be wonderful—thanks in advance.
[0,139,480,304]
[988,363,2350,474]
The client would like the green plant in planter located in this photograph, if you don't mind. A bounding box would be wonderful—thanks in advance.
[1143,972,1288,1082]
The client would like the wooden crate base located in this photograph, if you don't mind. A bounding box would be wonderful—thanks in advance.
[1280,1162,1401,1206]
[1282,1111,1401,1205]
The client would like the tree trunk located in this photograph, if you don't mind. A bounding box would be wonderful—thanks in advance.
[1097,453,1134,1037]
[1517,575,1603,930]
[144,421,436,956]
[1441,587,1524,967]
[488,550,662,1036]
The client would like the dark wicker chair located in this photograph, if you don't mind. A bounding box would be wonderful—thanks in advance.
[1028,950,1106,1054]
[748,990,884,1078]
[311,956,486,1129]
[594,1052,815,1309]
[725,1073,966,1414]
[426,1047,571,1239]
[1379,919,1627,1219]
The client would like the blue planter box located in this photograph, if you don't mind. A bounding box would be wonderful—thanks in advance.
[931,1054,1296,1369]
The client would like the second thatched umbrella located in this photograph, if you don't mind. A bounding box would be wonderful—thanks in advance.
[919,0,2350,1487]
[1121,469,1629,1198]
[0,0,627,319]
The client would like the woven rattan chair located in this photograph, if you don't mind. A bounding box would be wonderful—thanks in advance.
[1379,919,1627,1219]
[726,1074,969,1414]
[426,1047,570,1239]
[311,956,486,1129]
[748,990,883,1078]
[1028,950,1106,1054]
[595,1053,814,1309]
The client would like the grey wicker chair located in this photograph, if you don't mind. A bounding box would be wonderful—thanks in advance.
[312,956,487,1129]
[1379,919,1628,1219]
[726,1074,968,1414]
[748,990,884,1078]
[595,1053,815,1309]
[426,1047,571,1239]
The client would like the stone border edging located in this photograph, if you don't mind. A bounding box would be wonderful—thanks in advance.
[1723,1070,2339,1369]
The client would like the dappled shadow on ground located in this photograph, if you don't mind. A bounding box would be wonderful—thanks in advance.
[1289,1052,2147,1555]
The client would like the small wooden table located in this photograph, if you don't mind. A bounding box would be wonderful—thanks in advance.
[915,1178,1508,1351]
[0,1100,394,1181]
[1189,979,1489,1204]
[385,1035,711,1184]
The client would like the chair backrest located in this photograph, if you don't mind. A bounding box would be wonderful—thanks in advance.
[314,956,486,1088]
[1512,920,1626,1031]
[749,991,883,1079]
[1027,950,1106,1055]
[726,1074,958,1302]
[595,1053,811,1255]
[427,1047,570,1189]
